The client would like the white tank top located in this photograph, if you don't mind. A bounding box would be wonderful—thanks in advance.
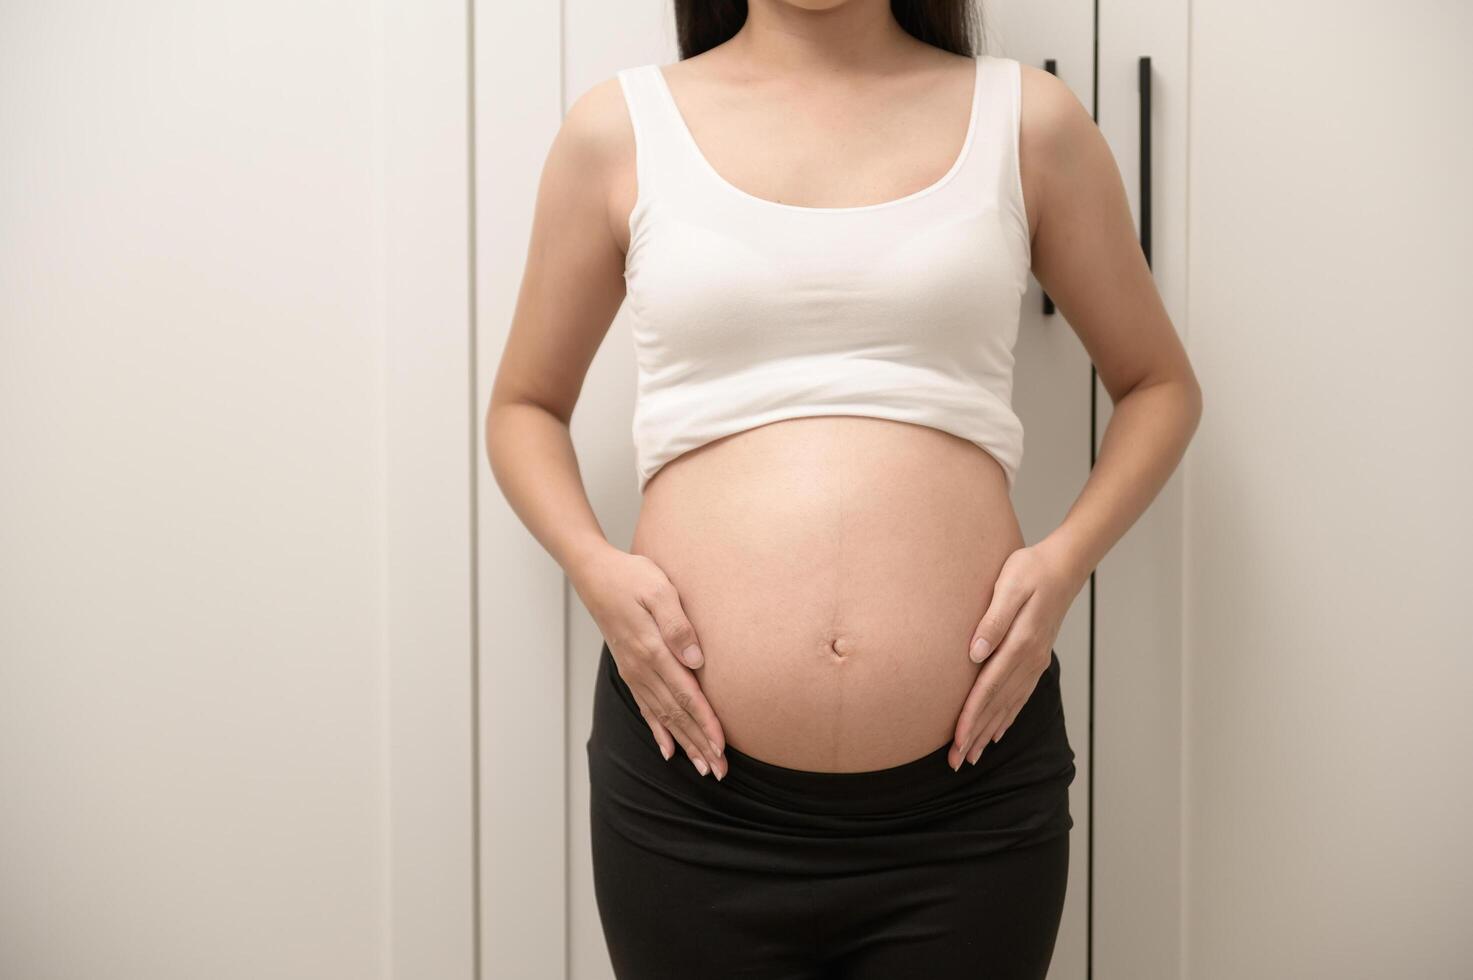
[615,54,1031,493]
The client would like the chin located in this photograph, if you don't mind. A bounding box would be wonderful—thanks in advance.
[781,0,858,12]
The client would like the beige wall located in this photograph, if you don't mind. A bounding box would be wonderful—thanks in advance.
[1182,2,1473,977]
[0,5,380,975]
[1,2,475,978]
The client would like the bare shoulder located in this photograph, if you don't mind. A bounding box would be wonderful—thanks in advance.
[535,73,637,250]
[553,73,634,178]
[1016,62,1110,237]
[1017,61,1090,138]
[1014,62,1184,402]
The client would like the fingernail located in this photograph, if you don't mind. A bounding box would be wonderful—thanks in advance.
[659,743,672,761]
[969,638,990,663]
[682,644,703,668]
[694,757,708,776]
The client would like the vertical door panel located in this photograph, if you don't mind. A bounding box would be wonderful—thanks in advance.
[387,1,478,977]
[1094,3,1190,977]
[477,2,570,977]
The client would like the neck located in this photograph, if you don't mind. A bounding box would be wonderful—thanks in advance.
[730,0,918,78]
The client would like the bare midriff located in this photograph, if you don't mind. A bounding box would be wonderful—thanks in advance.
[629,415,1024,773]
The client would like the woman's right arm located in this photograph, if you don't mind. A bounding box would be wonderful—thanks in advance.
[483,77,727,779]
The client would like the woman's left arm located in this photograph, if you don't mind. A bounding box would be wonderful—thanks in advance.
[950,64,1204,770]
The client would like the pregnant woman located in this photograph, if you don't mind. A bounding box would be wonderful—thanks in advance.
[486,2,1201,977]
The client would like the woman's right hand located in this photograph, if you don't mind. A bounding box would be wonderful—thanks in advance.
[571,545,728,780]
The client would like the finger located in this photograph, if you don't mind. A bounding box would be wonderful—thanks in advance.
[610,641,709,771]
[968,679,1027,760]
[653,671,728,781]
[950,655,1015,769]
[961,687,1011,766]
[967,697,1017,765]
[635,701,676,761]
[969,653,1048,762]
[638,579,705,669]
[623,621,726,761]
[650,650,727,760]
[992,671,1042,746]
[615,647,696,761]
[992,659,1045,740]
[960,648,1031,766]
[634,581,727,765]
[969,575,1034,663]
[633,677,715,777]
[635,663,726,780]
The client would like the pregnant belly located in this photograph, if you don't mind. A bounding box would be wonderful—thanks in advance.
[629,415,1025,773]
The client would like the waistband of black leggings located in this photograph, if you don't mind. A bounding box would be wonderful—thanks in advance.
[593,639,1063,817]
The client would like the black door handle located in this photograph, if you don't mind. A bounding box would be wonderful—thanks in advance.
[1041,58,1058,317]
[1139,55,1152,270]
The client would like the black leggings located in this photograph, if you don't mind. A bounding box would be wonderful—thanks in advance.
[586,641,1078,979]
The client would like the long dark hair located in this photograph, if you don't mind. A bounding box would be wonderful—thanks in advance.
[673,1,983,60]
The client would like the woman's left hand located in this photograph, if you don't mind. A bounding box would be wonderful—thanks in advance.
[949,539,1087,770]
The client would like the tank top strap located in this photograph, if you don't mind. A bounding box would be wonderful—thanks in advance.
[615,63,702,198]
[969,54,1030,247]
[972,54,1019,145]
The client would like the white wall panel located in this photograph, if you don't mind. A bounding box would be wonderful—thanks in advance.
[475,1,570,978]
[1094,4,1190,978]
[1182,2,1473,977]
[382,0,478,977]
[2,2,476,977]
[0,2,419,977]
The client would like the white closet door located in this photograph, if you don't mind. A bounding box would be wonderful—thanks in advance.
[991,1,1192,976]
[1181,3,1473,977]
[1091,3,1191,978]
